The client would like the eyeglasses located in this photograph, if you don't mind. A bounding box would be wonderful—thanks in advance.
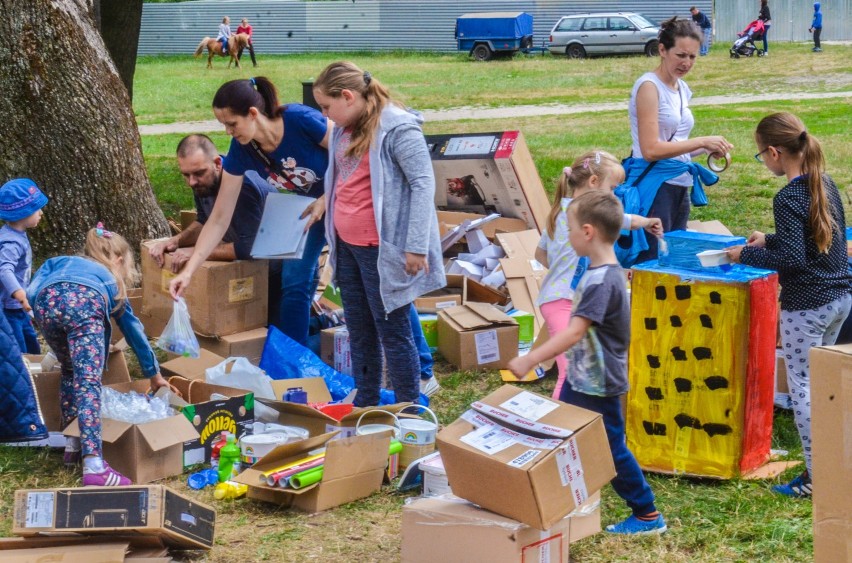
[754,147,780,163]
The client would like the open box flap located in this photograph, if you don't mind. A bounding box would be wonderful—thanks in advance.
[136,415,199,452]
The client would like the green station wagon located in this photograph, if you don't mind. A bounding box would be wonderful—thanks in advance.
[548,12,660,59]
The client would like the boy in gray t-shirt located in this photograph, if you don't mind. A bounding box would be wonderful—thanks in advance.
[508,190,665,535]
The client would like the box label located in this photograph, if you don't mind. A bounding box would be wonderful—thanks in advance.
[499,391,560,422]
[474,329,500,364]
[228,277,255,303]
[435,300,457,310]
[443,135,498,156]
[508,449,542,468]
[556,437,589,506]
[25,492,54,528]
[160,269,177,293]
[460,424,516,455]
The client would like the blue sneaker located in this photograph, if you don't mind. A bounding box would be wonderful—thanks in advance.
[605,514,667,535]
[772,472,812,498]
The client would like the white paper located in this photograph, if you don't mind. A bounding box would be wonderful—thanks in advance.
[460,424,516,455]
[25,492,55,528]
[481,269,506,288]
[465,229,491,254]
[251,193,314,259]
[499,390,560,421]
[447,259,484,281]
[474,329,500,364]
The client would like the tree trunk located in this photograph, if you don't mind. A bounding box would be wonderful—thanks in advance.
[0,0,169,259]
[93,0,143,99]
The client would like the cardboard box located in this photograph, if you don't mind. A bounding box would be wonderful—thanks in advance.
[810,344,852,563]
[319,325,351,374]
[437,210,529,241]
[427,131,550,232]
[160,349,226,381]
[402,496,571,562]
[437,303,519,370]
[196,327,268,366]
[180,209,197,231]
[775,348,789,394]
[141,239,269,337]
[65,380,199,483]
[167,377,254,469]
[234,431,390,513]
[436,385,615,530]
[415,274,465,313]
[0,535,170,560]
[255,398,404,439]
[12,485,215,550]
[496,230,547,337]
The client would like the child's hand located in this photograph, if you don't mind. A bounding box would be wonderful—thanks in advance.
[149,373,170,393]
[643,217,663,238]
[12,289,31,312]
[747,231,766,247]
[726,245,745,263]
[301,195,326,232]
[404,252,428,276]
[149,238,178,268]
[507,356,533,379]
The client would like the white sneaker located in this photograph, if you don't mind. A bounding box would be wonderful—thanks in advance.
[420,377,441,397]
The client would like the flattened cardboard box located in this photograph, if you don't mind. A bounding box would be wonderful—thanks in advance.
[437,302,519,370]
[427,131,550,232]
[234,431,390,513]
[437,385,615,530]
[65,380,199,484]
[437,210,529,241]
[810,344,852,563]
[0,535,169,560]
[160,348,225,381]
[196,327,267,366]
[12,485,215,550]
[141,239,268,337]
[496,229,547,337]
[168,377,254,469]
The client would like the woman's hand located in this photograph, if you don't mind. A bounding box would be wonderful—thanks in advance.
[747,231,766,247]
[169,271,192,299]
[301,195,326,232]
[149,373,169,393]
[699,136,734,158]
[726,245,745,263]
[404,252,428,276]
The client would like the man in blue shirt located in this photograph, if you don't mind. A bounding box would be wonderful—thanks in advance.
[690,6,713,56]
[809,2,823,52]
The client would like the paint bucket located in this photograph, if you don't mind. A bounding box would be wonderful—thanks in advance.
[239,428,306,466]
[397,405,439,446]
[355,410,401,440]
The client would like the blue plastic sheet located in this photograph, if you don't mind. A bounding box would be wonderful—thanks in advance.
[259,326,428,406]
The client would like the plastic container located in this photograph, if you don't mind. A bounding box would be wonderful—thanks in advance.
[284,387,308,404]
[210,431,230,470]
[217,434,241,483]
[697,249,732,267]
[214,480,248,500]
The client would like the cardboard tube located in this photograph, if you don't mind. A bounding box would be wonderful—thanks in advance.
[290,466,324,489]
[268,457,325,487]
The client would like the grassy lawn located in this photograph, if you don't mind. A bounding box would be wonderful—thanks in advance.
[3,48,850,561]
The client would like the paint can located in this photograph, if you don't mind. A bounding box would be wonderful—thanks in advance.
[355,409,401,440]
[397,405,439,446]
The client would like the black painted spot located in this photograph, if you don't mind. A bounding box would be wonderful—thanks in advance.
[645,387,664,400]
[674,413,702,429]
[643,421,667,436]
[724,409,732,418]
[675,285,692,300]
[647,355,661,369]
[671,347,688,361]
[670,315,683,328]
[655,286,667,300]
[674,378,692,393]
[700,314,713,328]
[709,291,722,304]
[644,318,658,330]
[287,31,293,38]
[704,376,729,390]
[703,423,733,437]
[693,347,713,360]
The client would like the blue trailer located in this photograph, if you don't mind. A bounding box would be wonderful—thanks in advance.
[455,12,534,61]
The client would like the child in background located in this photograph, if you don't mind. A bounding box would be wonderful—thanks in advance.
[217,16,232,54]
[312,61,444,407]
[28,225,168,486]
[0,178,48,354]
[509,191,667,535]
[727,112,850,497]
[809,2,823,52]
[536,151,661,398]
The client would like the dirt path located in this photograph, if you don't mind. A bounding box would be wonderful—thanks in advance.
[138,90,852,135]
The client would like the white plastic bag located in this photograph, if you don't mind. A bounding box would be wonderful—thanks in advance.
[156,297,200,358]
[205,357,280,422]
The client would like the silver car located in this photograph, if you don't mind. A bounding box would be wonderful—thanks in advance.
[549,12,660,59]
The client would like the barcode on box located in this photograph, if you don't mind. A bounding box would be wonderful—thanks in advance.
[474,329,499,364]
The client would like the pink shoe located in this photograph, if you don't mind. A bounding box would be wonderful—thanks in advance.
[82,462,132,487]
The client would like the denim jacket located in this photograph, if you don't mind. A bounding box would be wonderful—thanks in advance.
[27,256,159,377]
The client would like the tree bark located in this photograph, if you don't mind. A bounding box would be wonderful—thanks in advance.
[0,0,169,258]
[93,0,143,99]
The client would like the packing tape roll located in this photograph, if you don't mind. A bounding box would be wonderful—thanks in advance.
[707,152,731,173]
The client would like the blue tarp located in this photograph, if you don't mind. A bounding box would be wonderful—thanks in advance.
[456,12,533,40]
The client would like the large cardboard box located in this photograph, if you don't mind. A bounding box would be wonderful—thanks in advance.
[426,131,550,232]
[0,536,170,561]
[65,380,199,483]
[12,485,215,550]
[234,431,390,513]
[167,377,254,469]
[141,239,269,337]
[160,349,226,381]
[196,327,268,366]
[437,303,519,370]
[810,344,852,563]
[414,274,465,313]
[436,385,615,530]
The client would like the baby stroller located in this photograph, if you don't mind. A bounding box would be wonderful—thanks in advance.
[730,19,765,58]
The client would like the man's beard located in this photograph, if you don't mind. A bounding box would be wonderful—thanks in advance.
[194,173,221,199]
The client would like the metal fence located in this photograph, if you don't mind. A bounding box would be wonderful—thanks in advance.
[714,0,851,43]
[138,0,713,55]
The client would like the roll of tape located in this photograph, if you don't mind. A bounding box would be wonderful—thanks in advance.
[707,152,731,173]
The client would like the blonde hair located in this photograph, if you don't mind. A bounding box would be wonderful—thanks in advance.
[547,150,624,236]
[569,191,624,244]
[313,61,402,158]
[83,228,139,312]
[755,112,835,253]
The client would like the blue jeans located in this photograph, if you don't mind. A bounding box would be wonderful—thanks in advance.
[409,304,434,380]
[4,308,40,354]
[700,28,712,55]
[270,219,326,346]
[762,25,770,52]
[560,381,657,516]
[336,239,419,407]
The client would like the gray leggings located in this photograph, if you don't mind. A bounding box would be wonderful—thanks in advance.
[781,293,851,474]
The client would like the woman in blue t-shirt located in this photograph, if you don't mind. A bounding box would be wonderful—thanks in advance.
[169,77,330,346]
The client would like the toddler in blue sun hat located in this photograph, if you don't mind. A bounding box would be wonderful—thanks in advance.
[0,178,49,353]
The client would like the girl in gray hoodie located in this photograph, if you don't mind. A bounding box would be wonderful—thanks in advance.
[313,61,444,407]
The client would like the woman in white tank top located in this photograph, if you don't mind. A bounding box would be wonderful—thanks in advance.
[628,16,733,262]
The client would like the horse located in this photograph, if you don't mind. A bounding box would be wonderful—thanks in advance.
[194,33,250,69]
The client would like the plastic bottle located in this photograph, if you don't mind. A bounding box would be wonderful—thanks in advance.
[214,480,248,500]
[210,431,230,469]
[217,434,241,483]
